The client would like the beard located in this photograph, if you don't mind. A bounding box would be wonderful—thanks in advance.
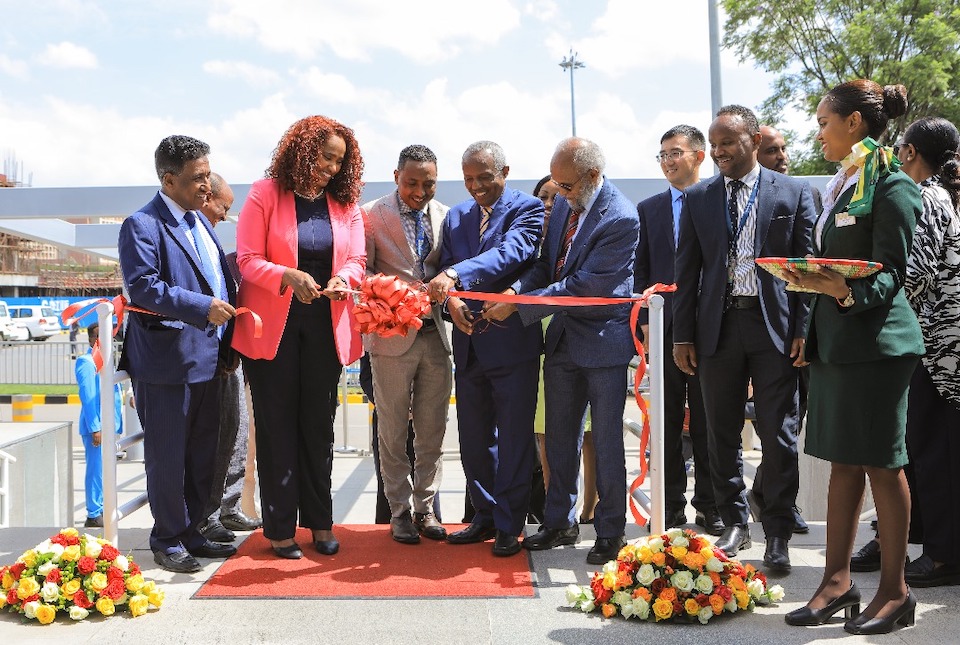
[568,175,601,213]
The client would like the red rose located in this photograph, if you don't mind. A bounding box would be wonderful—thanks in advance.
[50,534,68,546]
[672,600,683,615]
[688,537,704,552]
[106,566,125,582]
[99,544,120,562]
[45,568,62,584]
[589,577,612,605]
[755,571,768,587]
[128,562,141,576]
[10,562,26,579]
[696,593,710,607]
[651,578,668,594]
[74,589,94,609]
[65,534,80,546]
[103,578,126,600]
[717,585,733,601]
[5,589,18,606]
[77,556,97,576]
[24,593,39,603]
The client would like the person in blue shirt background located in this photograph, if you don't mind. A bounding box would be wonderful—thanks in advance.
[75,322,123,528]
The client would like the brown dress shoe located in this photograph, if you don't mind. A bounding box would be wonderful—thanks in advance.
[391,511,421,544]
[413,512,447,540]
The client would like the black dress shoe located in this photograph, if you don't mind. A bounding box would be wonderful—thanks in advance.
[694,509,724,536]
[587,536,626,565]
[272,543,303,559]
[84,515,104,528]
[784,582,861,626]
[792,506,809,534]
[844,590,916,635]
[447,519,497,544]
[714,524,751,557]
[198,519,236,543]
[220,512,263,532]
[492,531,522,557]
[763,537,791,573]
[188,539,238,558]
[315,539,340,556]
[154,550,202,573]
[905,554,960,587]
[391,511,421,544]
[664,508,687,529]
[522,525,580,551]
[850,538,882,572]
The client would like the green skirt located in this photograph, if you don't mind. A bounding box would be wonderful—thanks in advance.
[805,356,918,468]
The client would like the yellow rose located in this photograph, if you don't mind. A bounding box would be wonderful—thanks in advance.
[652,598,674,621]
[671,545,688,559]
[89,572,108,592]
[61,579,82,597]
[1,570,14,589]
[21,550,37,567]
[699,547,714,560]
[140,580,156,594]
[601,571,617,590]
[147,588,165,608]
[638,547,653,564]
[61,545,81,562]
[735,590,750,609]
[35,603,56,625]
[95,597,115,616]
[125,574,145,593]
[60,528,79,538]
[0,595,7,609]
[17,576,41,600]
[128,593,149,617]
[684,598,701,616]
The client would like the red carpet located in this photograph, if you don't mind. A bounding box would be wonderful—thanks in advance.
[194,525,535,599]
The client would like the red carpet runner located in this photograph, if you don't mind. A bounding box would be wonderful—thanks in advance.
[195,525,535,599]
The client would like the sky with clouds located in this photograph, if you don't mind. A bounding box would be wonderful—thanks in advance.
[0,0,802,188]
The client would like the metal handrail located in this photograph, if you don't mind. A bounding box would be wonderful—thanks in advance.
[0,449,17,528]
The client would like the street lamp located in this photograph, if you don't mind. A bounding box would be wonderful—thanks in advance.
[559,49,585,136]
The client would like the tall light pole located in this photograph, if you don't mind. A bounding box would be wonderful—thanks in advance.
[559,49,585,137]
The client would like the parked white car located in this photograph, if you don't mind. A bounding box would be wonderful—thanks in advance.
[9,305,62,341]
[0,300,29,341]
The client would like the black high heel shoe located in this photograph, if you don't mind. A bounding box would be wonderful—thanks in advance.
[315,539,339,556]
[272,542,303,560]
[843,590,916,635]
[784,582,861,626]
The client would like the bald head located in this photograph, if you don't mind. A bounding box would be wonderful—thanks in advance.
[200,172,234,227]
[758,126,789,174]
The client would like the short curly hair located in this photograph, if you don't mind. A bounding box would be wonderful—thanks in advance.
[266,115,365,205]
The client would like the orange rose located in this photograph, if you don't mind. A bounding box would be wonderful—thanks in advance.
[709,571,722,587]
[659,587,677,603]
[685,598,701,616]
[651,552,666,567]
[682,552,706,570]
[633,587,652,601]
[601,603,617,618]
[728,575,747,592]
[709,593,725,615]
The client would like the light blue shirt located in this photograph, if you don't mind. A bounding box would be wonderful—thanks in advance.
[669,185,684,247]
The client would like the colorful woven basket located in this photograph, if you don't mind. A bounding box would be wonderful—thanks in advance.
[755,257,883,293]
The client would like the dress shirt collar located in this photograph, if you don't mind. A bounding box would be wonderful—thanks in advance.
[158,190,192,224]
[669,185,684,204]
[723,163,761,190]
[578,176,604,215]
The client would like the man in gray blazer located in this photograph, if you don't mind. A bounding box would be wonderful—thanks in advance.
[362,145,452,545]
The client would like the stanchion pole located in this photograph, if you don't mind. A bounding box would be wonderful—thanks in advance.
[647,294,666,535]
[335,365,357,454]
[96,302,119,546]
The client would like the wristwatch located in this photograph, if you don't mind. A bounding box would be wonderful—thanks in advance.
[444,267,460,285]
[837,285,855,308]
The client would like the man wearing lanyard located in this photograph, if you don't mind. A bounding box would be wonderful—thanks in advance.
[673,105,816,574]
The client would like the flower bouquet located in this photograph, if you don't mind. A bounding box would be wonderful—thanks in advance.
[565,528,784,624]
[352,273,432,338]
[0,528,164,625]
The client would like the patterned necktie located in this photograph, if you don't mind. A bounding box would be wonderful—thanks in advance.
[411,209,430,274]
[554,208,583,279]
[728,180,745,235]
[183,211,222,298]
[479,205,492,240]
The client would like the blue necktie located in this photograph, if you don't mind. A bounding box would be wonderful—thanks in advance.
[411,210,430,274]
[183,211,222,299]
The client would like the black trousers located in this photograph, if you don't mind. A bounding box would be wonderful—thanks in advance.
[244,306,342,541]
[905,363,960,563]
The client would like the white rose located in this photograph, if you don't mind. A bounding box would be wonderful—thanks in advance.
[768,584,785,602]
[84,539,103,559]
[670,570,695,593]
[636,563,656,585]
[579,600,596,613]
[665,528,684,541]
[671,535,689,548]
[725,599,738,613]
[37,561,56,577]
[694,574,714,594]
[697,606,714,624]
[633,597,651,620]
[69,606,90,621]
[41,581,60,603]
[648,537,665,553]
[114,555,129,572]
[601,560,619,575]
[49,543,65,562]
[747,578,765,599]
[565,584,585,606]
[620,602,635,619]
[612,590,632,607]
[35,540,54,555]
[706,557,725,573]
[23,600,40,619]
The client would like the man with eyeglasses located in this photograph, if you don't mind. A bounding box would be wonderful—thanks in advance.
[484,137,640,566]
[635,125,721,537]
[428,141,544,557]
[673,106,816,574]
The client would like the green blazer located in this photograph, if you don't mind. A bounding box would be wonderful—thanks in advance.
[805,170,924,363]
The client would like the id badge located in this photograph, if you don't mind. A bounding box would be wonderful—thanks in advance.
[835,211,856,227]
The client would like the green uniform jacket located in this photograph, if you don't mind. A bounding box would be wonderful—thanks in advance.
[804,170,924,363]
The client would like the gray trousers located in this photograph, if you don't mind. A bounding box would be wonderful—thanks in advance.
[207,364,249,520]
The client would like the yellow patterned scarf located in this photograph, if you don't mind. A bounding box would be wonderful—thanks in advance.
[838,137,901,216]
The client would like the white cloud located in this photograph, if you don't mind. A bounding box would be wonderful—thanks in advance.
[209,0,521,63]
[0,54,29,78]
[203,60,281,87]
[36,42,98,69]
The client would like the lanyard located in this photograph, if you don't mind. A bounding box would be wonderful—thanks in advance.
[724,174,760,244]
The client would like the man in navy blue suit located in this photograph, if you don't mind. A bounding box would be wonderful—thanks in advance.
[428,140,543,557]
[635,125,721,536]
[486,137,640,565]
[673,106,815,573]
[119,135,238,573]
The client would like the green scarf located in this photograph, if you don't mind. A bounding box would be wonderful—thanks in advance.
[838,137,901,216]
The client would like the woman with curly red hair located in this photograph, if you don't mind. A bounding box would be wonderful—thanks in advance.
[232,115,366,559]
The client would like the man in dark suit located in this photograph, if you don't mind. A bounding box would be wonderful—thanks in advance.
[635,125,721,536]
[118,136,238,573]
[673,106,815,574]
[486,137,640,565]
[428,140,543,557]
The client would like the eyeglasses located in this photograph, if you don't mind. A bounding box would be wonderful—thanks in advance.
[551,174,586,192]
[655,150,697,163]
[893,142,904,156]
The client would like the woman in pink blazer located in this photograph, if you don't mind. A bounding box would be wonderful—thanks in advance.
[233,115,366,559]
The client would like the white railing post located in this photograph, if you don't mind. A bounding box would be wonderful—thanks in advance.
[647,294,666,535]
[0,449,17,528]
[335,363,357,454]
[96,302,119,546]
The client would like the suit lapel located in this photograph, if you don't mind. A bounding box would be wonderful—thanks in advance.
[155,196,206,279]
[818,185,855,253]
[655,190,676,251]
[381,198,416,265]
[560,183,608,279]
[754,170,779,254]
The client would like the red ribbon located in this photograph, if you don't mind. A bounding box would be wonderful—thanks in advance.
[450,282,677,527]
[352,274,432,338]
[60,296,262,373]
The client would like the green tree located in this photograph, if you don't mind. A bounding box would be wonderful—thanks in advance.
[723,0,960,174]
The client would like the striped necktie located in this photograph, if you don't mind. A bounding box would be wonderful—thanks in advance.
[479,205,492,240]
[554,208,583,279]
